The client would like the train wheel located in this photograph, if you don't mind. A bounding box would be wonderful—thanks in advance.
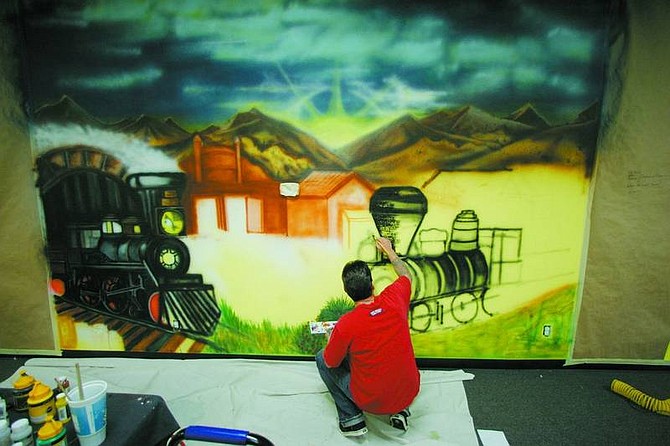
[128,289,149,319]
[451,292,479,324]
[128,302,145,319]
[479,288,493,317]
[409,303,433,332]
[101,277,129,314]
[77,274,101,307]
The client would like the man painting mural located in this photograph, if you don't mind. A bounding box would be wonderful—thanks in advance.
[316,236,420,436]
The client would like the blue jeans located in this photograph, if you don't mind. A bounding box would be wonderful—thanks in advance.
[315,349,365,427]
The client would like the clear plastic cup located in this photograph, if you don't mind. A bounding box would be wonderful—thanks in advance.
[66,380,107,446]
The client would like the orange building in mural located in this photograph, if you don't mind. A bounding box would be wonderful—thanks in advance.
[287,171,375,240]
[179,136,375,242]
[179,135,286,235]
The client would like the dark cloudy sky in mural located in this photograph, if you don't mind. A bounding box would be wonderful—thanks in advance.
[16,0,610,147]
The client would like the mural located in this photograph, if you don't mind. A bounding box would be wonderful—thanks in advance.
[15,0,610,358]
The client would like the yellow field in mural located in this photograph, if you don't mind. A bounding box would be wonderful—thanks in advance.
[180,164,588,358]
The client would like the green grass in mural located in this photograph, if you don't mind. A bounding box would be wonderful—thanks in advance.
[295,297,355,355]
[203,286,575,359]
[411,285,577,359]
[203,296,353,355]
[202,301,302,355]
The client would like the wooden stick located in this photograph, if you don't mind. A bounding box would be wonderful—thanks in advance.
[75,363,84,400]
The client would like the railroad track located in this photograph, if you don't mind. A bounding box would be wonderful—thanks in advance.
[55,300,210,353]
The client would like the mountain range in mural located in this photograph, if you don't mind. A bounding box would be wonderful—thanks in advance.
[32,96,600,184]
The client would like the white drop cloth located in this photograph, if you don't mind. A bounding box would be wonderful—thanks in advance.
[1,358,478,445]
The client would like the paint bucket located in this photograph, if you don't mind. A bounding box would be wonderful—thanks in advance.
[36,418,68,446]
[27,381,56,425]
[12,370,36,412]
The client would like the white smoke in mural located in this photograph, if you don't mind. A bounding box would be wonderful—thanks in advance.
[30,123,180,174]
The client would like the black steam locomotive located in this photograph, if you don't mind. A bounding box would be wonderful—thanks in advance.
[36,146,221,337]
[368,187,494,332]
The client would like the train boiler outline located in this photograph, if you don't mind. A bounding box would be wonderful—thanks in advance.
[36,146,221,337]
[367,186,518,332]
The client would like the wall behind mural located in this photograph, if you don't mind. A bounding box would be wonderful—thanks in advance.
[0,2,55,353]
[571,0,670,363]
[9,0,611,358]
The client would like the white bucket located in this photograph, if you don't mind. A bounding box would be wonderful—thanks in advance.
[66,380,108,446]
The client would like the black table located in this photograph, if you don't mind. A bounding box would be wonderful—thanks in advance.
[1,389,181,446]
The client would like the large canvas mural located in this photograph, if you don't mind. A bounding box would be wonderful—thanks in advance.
[16,0,610,358]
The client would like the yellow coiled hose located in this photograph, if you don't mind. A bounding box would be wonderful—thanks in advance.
[610,379,670,416]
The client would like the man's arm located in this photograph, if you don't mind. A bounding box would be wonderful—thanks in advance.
[323,325,346,368]
[375,237,411,280]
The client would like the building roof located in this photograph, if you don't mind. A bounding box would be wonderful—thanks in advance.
[298,171,373,197]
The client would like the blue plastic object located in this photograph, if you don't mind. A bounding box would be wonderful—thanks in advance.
[184,426,250,444]
[164,425,274,445]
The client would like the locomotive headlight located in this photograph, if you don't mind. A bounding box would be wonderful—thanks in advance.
[160,210,185,235]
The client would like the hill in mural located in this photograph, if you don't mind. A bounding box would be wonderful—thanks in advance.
[343,103,599,184]
[32,97,346,181]
[572,100,600,124]
[111,114,192,145]
[505,102,551,129]
[197,108,348,181]
[339,114,476,167]
[31,95,600,184]
[423,105,536,138]
[452,119,598,175]
[33,95,195,156]
[33,95,104,128]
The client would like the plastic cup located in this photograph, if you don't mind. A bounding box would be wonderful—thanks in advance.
[66,380,108,446]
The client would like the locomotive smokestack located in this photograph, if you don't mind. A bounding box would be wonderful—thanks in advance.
[449,210,480,252]
[369,186,427,257]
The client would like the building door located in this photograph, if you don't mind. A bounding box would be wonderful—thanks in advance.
[246,198,263,233]
[224,197,247,234]
[195,197,220,235]
[222,197,263,234]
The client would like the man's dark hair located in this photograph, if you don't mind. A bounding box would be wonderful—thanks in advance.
[342,260,373,301]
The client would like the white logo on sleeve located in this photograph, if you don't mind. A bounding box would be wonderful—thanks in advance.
[369,308,383,317]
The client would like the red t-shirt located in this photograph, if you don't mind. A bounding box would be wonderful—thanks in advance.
[323,275,420,414]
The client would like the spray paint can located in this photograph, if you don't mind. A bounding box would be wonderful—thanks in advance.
[27,381,56,426]
[12,371,36,412]
[36,418,67,446]
[0,397,7,421]
[0,419,11,446]
[54,394,69,424]
[10,418,34,446]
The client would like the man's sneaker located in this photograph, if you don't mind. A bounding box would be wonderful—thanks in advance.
[390,408,411,431]
[339,420,368,437]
